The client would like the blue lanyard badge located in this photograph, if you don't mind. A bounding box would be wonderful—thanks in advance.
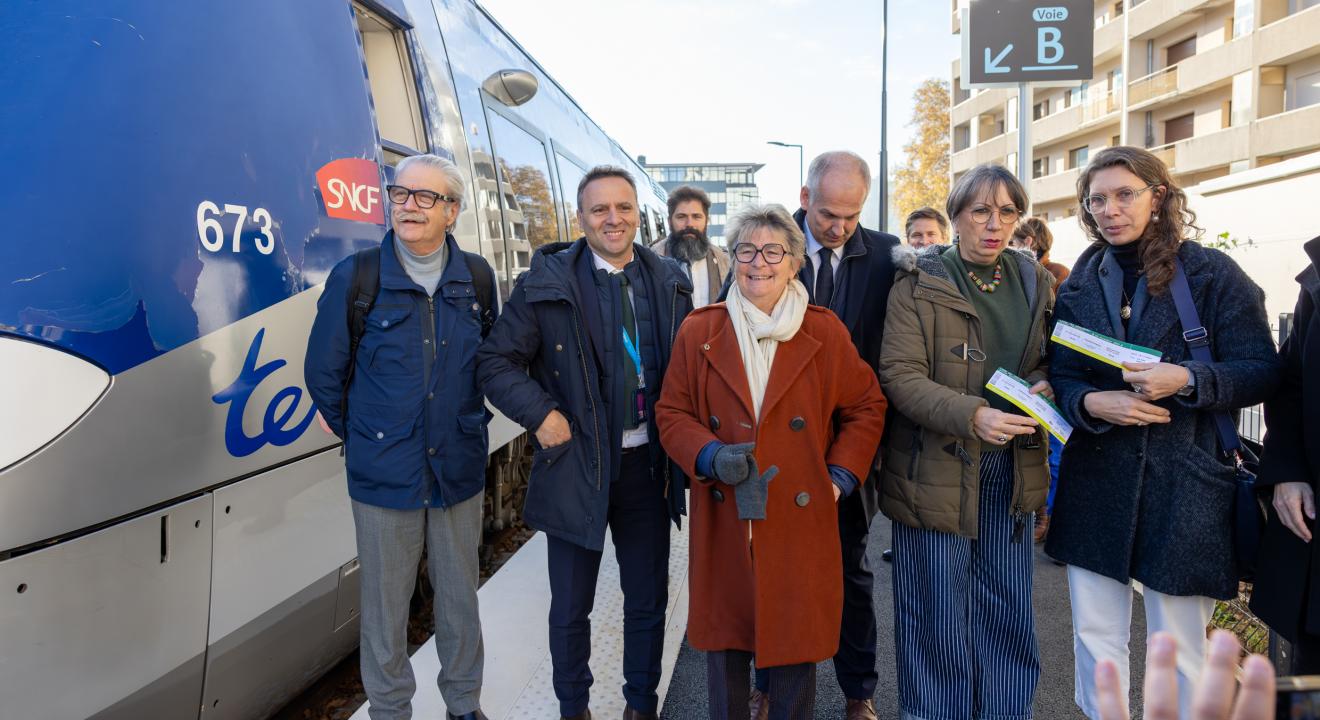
[620,328,645,389]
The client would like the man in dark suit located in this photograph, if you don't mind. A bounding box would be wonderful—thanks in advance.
[748,150,899,720]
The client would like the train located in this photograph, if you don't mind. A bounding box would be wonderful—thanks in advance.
[0,1,672,717]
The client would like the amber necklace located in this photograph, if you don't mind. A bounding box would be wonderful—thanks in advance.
[968,263,1003,293]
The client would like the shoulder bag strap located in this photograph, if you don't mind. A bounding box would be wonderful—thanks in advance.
[1170,258,1242,457]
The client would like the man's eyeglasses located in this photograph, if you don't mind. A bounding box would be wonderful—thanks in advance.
[1083,184,1156,215]
[967,205,1021,225]
[386,184,458,209]
[732,243,788,264]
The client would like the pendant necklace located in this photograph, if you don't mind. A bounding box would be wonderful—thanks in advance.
[1120,289,1132,321]
[968,263,1003,293]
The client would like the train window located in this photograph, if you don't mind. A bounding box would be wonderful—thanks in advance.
[486,112,560,279]
[554,152,586,240]
[655,210,666,240]
[639,207,653,246]
[354,3,426,160]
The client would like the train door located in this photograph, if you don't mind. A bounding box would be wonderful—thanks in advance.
[481,101,563,283]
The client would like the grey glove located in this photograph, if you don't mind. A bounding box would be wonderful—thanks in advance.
[734,463,778,521]
[711,442,756,486]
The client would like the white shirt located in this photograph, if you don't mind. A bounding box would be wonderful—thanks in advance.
[687,257,710,308]
[590,247,650,449]
[804,222,844,282]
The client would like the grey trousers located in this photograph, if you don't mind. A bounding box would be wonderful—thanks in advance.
[352,495,485,720]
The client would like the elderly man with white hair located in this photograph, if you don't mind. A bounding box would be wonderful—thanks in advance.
[305,153,498,720]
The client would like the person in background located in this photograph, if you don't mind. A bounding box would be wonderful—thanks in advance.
[476,166,693,720]
[304,154,496,720]
[879,163,1055,720]
[1251,235,1320,673]
[652,185,731,309]
[1011,216,1070,287]
[904,206,950,249]
[1009,216,1070,543]
[657,204,887,720]
[1045,146,1280,719]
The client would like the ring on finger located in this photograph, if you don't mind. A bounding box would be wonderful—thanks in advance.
[997,434,1008,443]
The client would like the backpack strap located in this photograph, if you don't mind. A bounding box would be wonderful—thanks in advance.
[463,250,496,337]
[1170,258,1242,456]
[341,246,381,424]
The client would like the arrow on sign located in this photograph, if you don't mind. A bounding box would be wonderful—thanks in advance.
[984,44,1013,74]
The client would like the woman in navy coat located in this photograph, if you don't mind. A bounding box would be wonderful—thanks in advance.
[1044,146,1279,718]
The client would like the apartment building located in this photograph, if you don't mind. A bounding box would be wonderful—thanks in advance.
[950,0,1320,221]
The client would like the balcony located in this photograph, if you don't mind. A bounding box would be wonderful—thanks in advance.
[951,133,1010,175]
[1257,5,1320,67]
[952,87,1008,127]
[1158,125,1250,175]
[1032,167,1082,205]
[1254,103,1320,158]
[1034,103,1084,146]
[1175,35,1252,97]
[1128,0,1215,40]
[1083,91,1120,124]
[1093,17,1123,63]
[1129,66,1178,107]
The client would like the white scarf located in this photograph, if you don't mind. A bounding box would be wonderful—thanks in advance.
[725,278,809,419]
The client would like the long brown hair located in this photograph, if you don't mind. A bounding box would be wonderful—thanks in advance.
[1075,146,1202,296]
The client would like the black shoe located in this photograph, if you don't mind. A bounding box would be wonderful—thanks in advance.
[561,710,592,720]
[448,712,489,720]
[881,548,894,563]
[622,707,658,720]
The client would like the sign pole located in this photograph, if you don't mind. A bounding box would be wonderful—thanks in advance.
[1017,81,1032,214]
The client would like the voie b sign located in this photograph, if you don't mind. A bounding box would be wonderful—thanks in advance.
[964,0,1094,87]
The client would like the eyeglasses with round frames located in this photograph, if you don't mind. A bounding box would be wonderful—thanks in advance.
[732,243,788,264]
[386,184,457,209]
[1083,184,1156,215]
[967,205,1021,225]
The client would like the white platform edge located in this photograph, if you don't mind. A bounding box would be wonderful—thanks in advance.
[350,517,691,719]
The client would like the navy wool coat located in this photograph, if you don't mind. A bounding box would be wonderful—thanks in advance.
[1251,236,1320,642]
[475,239,693,551]
[1044,240,1280,600]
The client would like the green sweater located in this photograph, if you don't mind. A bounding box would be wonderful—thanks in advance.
[941,249,1031,414]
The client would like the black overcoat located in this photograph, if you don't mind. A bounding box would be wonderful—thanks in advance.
[1250,236,1320,642]
[1045,240,1280,600]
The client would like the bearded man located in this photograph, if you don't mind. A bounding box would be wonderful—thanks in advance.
[651,185,730,308]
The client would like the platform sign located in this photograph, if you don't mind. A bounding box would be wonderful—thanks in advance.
[963,0,1093,87]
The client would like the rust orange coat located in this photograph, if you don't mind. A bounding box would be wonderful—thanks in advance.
[656,304,886,667]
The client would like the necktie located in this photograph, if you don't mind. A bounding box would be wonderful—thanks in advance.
[815,247,835,307]
[618,274,641,430]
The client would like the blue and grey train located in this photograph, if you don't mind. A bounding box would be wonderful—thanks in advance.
[0,2,671,717]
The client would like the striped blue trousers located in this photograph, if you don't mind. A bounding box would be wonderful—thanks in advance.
[890,449,1040,720]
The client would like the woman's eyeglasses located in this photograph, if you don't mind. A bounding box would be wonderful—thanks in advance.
[1083,184,1156,215]
[732,243,788,264]
[967,206,1021,225]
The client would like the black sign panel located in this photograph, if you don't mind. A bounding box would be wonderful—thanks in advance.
[965,0,1094,86]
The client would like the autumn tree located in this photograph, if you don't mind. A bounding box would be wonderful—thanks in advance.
[892,78,951,225]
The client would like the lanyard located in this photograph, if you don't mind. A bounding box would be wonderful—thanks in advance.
[620,327,645,389]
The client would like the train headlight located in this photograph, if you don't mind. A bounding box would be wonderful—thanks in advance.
[0,337,110,471]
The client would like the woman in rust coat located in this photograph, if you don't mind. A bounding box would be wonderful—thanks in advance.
[657,204,887,720]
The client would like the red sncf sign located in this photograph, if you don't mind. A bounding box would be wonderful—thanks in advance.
[316,158,384,224]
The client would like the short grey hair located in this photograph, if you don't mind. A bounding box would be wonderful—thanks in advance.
[577,165,638,208]
[724,204,806,263]
[946,163,1028,223]
[395,153,466,212]
[806,151,872,198]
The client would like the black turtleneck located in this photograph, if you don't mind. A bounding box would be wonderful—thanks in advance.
[1110,241,1143,300]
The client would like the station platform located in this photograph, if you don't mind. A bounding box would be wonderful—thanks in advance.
[351,516,1148,719]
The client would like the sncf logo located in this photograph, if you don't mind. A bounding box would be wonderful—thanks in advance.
[316,158,384,224]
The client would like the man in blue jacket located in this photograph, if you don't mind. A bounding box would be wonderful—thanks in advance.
[304,154,496,720]
[476,166,692,720]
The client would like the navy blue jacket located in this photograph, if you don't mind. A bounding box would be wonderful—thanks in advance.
[476,239,693,551]
[1045,240,1280,599]
[793,209,901,522]
[304,232,495,510]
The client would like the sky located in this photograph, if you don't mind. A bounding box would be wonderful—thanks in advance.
[479,0,960,221]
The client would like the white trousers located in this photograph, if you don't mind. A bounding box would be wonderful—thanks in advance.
[1067,565,1215,720]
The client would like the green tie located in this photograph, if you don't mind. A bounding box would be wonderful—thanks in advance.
[618,274,641,430]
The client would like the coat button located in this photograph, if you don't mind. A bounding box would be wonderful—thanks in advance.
[790,416,806,431]
[554,370,560,377]
[380,320,390,328]
[712,488,725,502]
[472,302,480,312]
[556,344,564,352]
[427,392,434,400]
[376,431,384,440]
[428,447,436,456]
[441,339,447,346]
[702,343,711,351]
[709,415,721,430]
[795,492,810,507]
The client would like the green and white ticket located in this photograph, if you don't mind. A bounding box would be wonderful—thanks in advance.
[985,368,1073,443]
[1050,319,1162,369]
